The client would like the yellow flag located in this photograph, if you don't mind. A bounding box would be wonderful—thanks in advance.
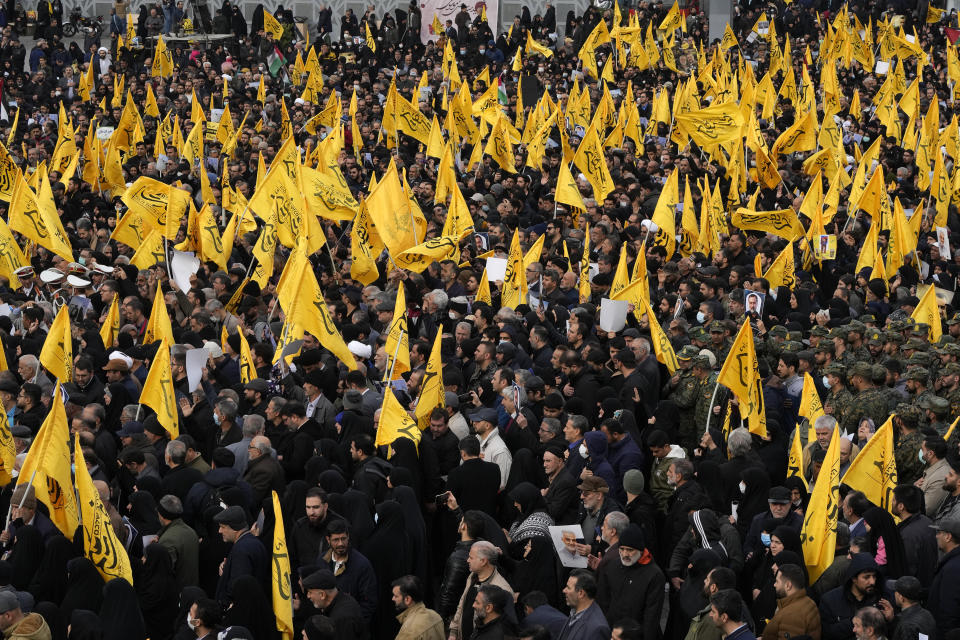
[556,161,587,211]
[574,118,614,201]
[732,207,804,241]
[501,229,527,309]
[927,5,944,22]
[396,235,462,272]
[376,389,421,449]
[801,424,841,582]
[9,170,73,261]
[526,30,554,57]
[798,372,824,435]
[763,242,796,290]
[415,332,445,429]
[0,215,27,289]
[787,426,808,489]
[944,416,959,443]
[144,284,174,345]
[772,109,817,156]
[476,267,492,305]
[0,394,11,485]
[74,432,134,584]
[237,331,256,384]
[152,35,173,78]
[841,416,898,512]
[484,115,517,173]
[716,320,767,437]
[0,142,21,203]
[579,225,591,303]
[270,491,294,640]
[366,161,418,258]
[39,306,72,383]
[17,385,79,538]
[650,169,679,260]
[141,338,179,437]
[365,20,376,51]
[641,297,678,373]
[383,283,410,380]
[673,102,745,147]
[350,200,380,286]
[100,293,121,349]
[263,10,284,39]
[912,285,943,342]
[720,24,738,51]
[659,0,686,32]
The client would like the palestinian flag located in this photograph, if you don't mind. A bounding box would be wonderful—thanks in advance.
[268,45,287,76]
[497,74,508,105]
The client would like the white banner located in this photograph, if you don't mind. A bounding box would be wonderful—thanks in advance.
[420,0,498,43]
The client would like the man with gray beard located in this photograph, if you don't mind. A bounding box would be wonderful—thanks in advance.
[595,524,666,631]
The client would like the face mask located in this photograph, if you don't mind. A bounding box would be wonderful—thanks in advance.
[822,376,831,389]
[738,481,746,494]
[919,449,926,463]
[213,412,221,426]
[696,311,706,324]
[449,312,459,320]
[479,48,485,54]
[460,49,466,55]
[578,443,588,458]
[186,615,198,630]
[760,532,771,547]
[374,512,379,524]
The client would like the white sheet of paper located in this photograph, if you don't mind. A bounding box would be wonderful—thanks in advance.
[186,347,208,392]
[170,250,201,294]
[486,258,508,282]
[599,298,630,332]
[589,263,599,280]
[875,61,890,75]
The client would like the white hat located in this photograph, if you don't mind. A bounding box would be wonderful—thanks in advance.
[203,341,224,359]
[66,274,91,288]
[92,264,114,275]
[39,268,65,284]
[348,340,372,359]
[107,351,134,369]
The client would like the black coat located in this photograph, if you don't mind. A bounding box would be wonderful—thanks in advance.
[928,546,960,639]
[544,470,580,525]
[447,458,502,518]
[160,464,204,502]
[214,531,269,603]
[437,539,472,619]
[596,557,666,635]
[896,513,938,585]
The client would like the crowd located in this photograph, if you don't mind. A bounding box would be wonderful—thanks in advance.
[0,0,956,639]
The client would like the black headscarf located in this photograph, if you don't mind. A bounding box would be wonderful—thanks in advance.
[29,534,79,604]
[9,524,43,590]
[60,558,105,621]
[392,485,427,584]
[172,586,207,640]
[361,500,411,639]
[282,480,309,529]
[863,506,907,578]
[388,437,423,501]
[128,491,161,536]
[317,469,347,494]
[135,544,178,640]
[339,489,375,546]
[34,601,66,640]
[104,383,134,430]
[67,610,102,640]
[737,467,773,537]
[100,578,146,640]
[223,575,276,640]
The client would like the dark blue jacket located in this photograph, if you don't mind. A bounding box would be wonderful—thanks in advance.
[215,531,268,603]
[607,434,643,503]
[928,545,960,639]
[524,604,568,639]
[726,624,757,640]
[557,601,610,640]
[324,548,378,621]
[819,554,892,640]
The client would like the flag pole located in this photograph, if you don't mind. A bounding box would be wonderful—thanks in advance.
[384,327,405,384]
[704,380,721,435]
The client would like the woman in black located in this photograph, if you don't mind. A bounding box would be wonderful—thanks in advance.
[135,544,178,640]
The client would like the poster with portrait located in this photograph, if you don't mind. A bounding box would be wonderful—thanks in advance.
[814,235,837,260]
[549,525,589,568]
[937,226,952,260]
[744,291,765,317]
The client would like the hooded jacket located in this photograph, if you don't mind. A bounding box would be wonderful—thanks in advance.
[669,509,744,577]
[584,431,620,498]
[762,588,821,640]
[3,613,51,640]
[818,554,891,640]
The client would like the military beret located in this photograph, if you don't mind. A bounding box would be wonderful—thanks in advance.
[829,327,849,339]
[815,341,835,353]
[787,331,804,343]
[907,352,933,366]
[867,330,884,344]
[690,327,707,340]
[888,320,910,332]
[896,404,922,426]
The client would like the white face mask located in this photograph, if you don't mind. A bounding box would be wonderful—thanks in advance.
[578,443,588,458]
[187,615,198,630]
[696,311,706,324]
[822,376,831,389]
[738,481,746,494]
[449,311,459,320]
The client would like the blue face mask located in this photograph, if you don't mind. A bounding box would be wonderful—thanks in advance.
[761,532,772,547]
[213,412,221,426]
[696,311,706,324]
[822,376,831,389]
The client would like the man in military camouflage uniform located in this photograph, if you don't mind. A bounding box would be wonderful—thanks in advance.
[883,331,906,357]
[938,362,960,419]
[894,403,926,485]
[809,325,830,350]
[849,362,892,428]
[823,363,855,434]
[947,312,960,340]
[666,345,702,453]
[832,327,857,368]
[692,354,726,444]
[919,395,951,436]
[905,368,934,408]
[845,321,872,362]
[865,329,885,361]
[707,321,732,365]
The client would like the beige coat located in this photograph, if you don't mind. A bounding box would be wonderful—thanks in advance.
[395,601,445,640]
[449,569,513,639]
[923,458,952,517]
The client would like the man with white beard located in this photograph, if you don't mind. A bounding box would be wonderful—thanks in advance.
[595,523,666,631]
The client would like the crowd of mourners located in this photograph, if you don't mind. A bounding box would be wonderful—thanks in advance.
[0,0,958,639]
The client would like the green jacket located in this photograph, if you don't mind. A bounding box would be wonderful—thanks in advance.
[157,517,200,589]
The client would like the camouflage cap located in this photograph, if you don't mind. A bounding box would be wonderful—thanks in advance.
[690,327,708,341]
[691,354,712,368]
[866,329,884,344]
[781,340,804,353]
[847,320,866,334]
[787,331,804,343]
[911,323,931,337]
[859,314,878,325]
[872,364,889,383]
[941,362,960,377]
[677,345,700,360]
[888,319,911,332]
[815,341,835,353]
[885,331,906,344]
[947,312,960,326]
[919,395,950,414]
[708,320,725,333]
[848,362,874,379]
[946,344,960,356]
[829,327,849,339]
[904,338,929,351]
[810,326,830,337]
[769,325,789,337]
[936,335,956,347]
[904,368,929,382]
[896,404,923,426]
[907,352,934,366]
[823,363,847,377]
